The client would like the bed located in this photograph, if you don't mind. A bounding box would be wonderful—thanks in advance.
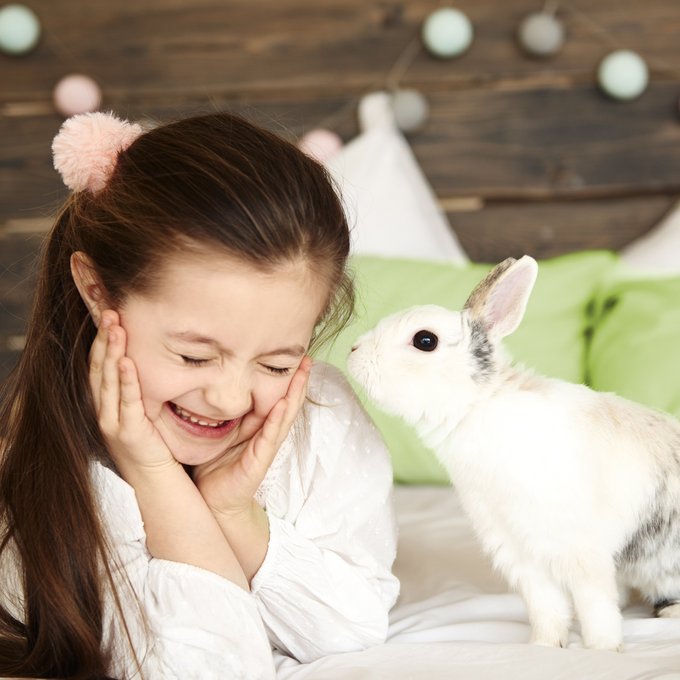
[3,3,680,677]
[273,91,680,678]
[277,487,680,679]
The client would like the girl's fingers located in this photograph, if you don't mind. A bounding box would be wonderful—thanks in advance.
[88,317,111,410]
[88,310,119,410]
[250,358,312,469]
[98,324,125,432]
[118,357,145,430]
[243,400,288,477]
[281,356,311,428]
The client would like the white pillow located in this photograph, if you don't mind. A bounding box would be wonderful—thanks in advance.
[620,200,680,274]
[326,92,468,263]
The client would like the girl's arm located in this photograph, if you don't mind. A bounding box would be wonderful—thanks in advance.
[92,463,275,680]
[93,312,247,588]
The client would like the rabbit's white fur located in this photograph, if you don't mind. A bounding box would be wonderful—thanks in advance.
[347,255,680,651]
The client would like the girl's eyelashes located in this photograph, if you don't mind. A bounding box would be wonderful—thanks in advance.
[180,355,291,375]
[180,355,210,366]
[264,365,291,376]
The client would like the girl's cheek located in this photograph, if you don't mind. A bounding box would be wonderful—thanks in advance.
[134,365,183,416]
[254,379,291,417]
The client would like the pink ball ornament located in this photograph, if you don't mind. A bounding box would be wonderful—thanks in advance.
[298,129,343,164]
[517,11,565,57]
[53,74,102,117]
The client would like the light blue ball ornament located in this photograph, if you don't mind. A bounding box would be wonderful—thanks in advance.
[0,3,41,55]
[597,49,649,101]
[422,7,473,59]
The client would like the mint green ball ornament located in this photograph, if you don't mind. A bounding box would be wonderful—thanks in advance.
[0,3,40,55]
[422,7,473,59]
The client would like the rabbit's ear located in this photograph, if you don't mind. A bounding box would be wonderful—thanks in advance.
[464,255,538,338]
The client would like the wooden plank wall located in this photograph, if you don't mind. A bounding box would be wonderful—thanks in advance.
[2,0,680,378]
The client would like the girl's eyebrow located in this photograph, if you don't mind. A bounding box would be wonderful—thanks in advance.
[167,330,222,348]
[167,331,305,358]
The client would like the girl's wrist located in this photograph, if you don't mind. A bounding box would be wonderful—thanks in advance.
[211,498,260,523]
[116,456,184,487]
[211,500,270,582]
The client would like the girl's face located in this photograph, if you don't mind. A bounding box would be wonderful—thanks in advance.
[118,252,329,467]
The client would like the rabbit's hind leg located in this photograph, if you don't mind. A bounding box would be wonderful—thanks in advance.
[654,598,680,617]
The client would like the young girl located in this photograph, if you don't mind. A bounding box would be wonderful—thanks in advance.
[0,111,399,679]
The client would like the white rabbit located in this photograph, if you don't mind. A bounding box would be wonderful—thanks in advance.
[347,255,680,652]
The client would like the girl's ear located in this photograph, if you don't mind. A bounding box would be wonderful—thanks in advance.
[70,251,107,326]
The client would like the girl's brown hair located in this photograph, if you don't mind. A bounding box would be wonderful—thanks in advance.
[0,112,353,678]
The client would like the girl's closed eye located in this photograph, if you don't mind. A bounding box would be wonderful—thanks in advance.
[181,355,211,366]
[264,365,292,376]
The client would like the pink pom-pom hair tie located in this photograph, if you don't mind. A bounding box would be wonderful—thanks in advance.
[52,112,143,193]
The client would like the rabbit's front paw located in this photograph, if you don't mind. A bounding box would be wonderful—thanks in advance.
[580,618,623,652]
[583,632,623,652]
[530,626,569,648]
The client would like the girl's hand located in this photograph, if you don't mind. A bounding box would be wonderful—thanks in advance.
[193,356,312,518]
[90,309,176,474]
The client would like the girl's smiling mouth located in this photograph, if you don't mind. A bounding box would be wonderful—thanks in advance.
[167,402,241,438]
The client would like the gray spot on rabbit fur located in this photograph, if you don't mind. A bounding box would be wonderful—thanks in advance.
[654,598,680,616]
[468,318,494,381]
[616,484,680,565]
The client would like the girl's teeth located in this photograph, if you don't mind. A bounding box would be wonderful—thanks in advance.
[173,404,227,427]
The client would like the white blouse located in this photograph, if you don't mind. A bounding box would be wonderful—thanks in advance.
[2,362,399,678]
[252,362,400,664]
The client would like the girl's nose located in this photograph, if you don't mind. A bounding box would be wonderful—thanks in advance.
[203,377,253,419]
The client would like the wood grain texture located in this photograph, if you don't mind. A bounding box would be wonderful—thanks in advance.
[3,0,680,216]
[1,0,680,378]
[447,195,675,261]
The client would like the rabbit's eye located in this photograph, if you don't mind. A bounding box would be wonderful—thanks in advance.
[412,330,438,352]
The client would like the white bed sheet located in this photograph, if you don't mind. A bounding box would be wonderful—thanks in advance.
[277,485,680,679]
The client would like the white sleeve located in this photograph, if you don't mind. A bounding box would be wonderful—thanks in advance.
[92,464,275,680]
[250,365,400,663]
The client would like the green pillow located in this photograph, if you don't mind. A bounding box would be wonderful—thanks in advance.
[588,273,680,419]
[317,251,618,484]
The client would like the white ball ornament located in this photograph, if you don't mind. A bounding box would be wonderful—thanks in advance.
[518,11,565,57]
[0,3,41,55]
[597,49,649,101]
[53,74,102,117]
[391,89,429,132]
[422,7,473,59]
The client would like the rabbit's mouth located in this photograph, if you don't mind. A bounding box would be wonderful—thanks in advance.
[347,347,374,389]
